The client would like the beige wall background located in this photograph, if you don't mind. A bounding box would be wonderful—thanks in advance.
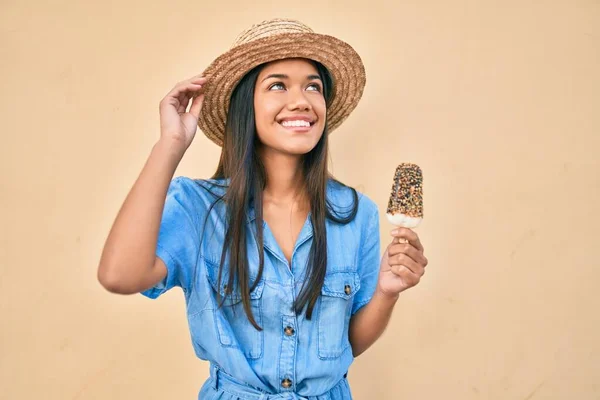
[1,1,599,399]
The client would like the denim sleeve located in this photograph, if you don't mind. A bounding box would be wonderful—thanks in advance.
[352,202,381,315]
[140,177,201,299]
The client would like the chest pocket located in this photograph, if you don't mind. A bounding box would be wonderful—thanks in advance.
[317,270,361,359]
[206,260,265,359]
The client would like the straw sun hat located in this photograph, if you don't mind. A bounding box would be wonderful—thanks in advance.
[197,18,366,147]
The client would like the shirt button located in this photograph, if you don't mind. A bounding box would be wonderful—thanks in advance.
[344,284,352,295]
[284,326,295,336]
[281,378,292,388]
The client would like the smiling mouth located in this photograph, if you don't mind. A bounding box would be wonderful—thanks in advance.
[278,121,315,129]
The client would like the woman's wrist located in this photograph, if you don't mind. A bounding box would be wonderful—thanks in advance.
[373,285,400,305]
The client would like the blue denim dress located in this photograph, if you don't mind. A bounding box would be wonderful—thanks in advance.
[141,177,381,399]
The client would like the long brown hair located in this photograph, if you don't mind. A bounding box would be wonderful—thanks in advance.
[201,60,358,330]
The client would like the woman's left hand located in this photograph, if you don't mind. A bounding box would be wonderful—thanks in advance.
[377,228,428,298]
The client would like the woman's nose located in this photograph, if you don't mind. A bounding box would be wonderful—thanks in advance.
[286,89,311,111]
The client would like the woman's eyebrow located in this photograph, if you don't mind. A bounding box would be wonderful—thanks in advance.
[261,74,322,82]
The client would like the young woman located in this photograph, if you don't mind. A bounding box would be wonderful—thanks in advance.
[98,18,428,399]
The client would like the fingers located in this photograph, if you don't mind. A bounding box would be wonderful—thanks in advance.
[168,77,206,98]
[388,252,425,276]
[388,242,428,266]
[160,76,207,112]
[189,92,205,119]
[390,265,422,286]
[390,227,424,252]
[180,77,207,116]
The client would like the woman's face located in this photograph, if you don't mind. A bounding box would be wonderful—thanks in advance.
[254,58,326,156]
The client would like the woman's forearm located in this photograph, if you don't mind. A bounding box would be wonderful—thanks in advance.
[97,139,185,293]
[349,288,399,357]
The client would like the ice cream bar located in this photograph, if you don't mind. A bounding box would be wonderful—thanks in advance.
[386,163,423,228]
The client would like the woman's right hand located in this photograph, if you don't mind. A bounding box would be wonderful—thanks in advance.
[158,75,207,150]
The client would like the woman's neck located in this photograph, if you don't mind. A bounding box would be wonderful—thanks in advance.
[260,149,306,206]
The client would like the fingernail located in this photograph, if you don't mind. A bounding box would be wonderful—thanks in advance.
[391,229,399,235]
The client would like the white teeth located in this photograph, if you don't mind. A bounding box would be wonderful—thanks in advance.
[281,120,311,127]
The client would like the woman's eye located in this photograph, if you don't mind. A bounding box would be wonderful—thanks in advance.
[307,83,322,92]
[269,83,285,90]
[268,82,321,92]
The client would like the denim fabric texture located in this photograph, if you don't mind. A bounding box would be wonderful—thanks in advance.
[141,177,381,399]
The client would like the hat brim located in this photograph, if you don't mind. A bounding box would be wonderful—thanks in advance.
[197,32,366,147]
